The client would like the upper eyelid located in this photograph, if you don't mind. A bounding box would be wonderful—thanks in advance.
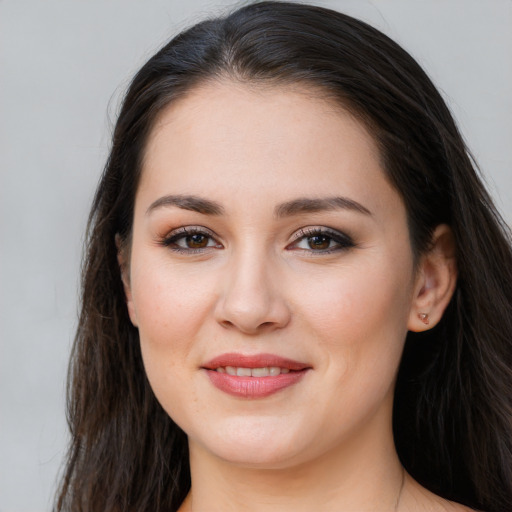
[164,225,217,239]
[291,226,352,240]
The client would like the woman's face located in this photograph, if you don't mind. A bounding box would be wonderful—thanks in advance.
[124,81,421,468]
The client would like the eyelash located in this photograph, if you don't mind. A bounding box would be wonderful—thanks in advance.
[159,226,355,255]
[160,226,222,254]
[288,227,355,254]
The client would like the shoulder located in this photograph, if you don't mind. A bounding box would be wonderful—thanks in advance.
[446,504,482,512]
[400,473,480,512]
[445,504,480,512]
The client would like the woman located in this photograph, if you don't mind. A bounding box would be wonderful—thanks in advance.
[56,2,512,511]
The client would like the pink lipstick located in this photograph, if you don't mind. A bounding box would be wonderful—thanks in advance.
[202,353,310,398]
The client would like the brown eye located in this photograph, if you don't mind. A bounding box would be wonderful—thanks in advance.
[288,227,355,254]
[162,227,221,252]
[186,234,209,248]
[307,235,331,250]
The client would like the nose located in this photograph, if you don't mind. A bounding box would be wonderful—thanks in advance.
[214,248,291,335]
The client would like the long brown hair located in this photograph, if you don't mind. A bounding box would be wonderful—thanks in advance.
[56,2,512,511]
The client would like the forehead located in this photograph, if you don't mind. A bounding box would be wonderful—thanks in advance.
[137,80,398,217]
[145,80,377,152]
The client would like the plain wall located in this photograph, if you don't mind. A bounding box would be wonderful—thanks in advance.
[1,1,511,510]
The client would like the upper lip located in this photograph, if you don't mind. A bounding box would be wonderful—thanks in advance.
[202,353,311,371]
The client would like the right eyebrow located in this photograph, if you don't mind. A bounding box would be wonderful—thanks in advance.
[146,194,225,216]
[274,196,372,218]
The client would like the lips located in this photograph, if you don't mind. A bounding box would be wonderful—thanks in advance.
[202,353,310,398]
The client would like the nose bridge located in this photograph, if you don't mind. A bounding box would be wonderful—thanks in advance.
[216,240,289,333]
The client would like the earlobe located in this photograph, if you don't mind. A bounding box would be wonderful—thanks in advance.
[408,224,457,332]
[115,234,138,327]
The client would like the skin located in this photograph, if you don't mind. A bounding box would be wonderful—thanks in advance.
[120,81,464,511]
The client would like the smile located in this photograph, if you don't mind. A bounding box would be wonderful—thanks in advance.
[215,366,290,376]
[202,353,310,398]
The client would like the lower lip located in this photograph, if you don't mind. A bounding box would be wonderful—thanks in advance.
[205,370,307,398]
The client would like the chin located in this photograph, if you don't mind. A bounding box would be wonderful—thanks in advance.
[189,414,311,468]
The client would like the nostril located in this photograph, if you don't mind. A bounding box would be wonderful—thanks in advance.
[218,318,283,334]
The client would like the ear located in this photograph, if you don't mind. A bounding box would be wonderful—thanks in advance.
[115,234,138,327]
[408,224,457,332]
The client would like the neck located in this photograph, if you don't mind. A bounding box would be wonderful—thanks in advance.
[182,407,405,512]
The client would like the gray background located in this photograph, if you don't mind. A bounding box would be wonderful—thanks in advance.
[1,0,511,510]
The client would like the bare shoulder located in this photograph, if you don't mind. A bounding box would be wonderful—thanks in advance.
[444,502,479,512]
[400,473,479,511]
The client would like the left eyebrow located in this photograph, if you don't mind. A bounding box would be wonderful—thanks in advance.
[146,194,225,216]
[274,196,372,218]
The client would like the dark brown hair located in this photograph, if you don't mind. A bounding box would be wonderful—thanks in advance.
[56,2,512,511]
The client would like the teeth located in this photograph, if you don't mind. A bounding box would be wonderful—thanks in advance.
[215,366,293,376]
[251,367,269,377]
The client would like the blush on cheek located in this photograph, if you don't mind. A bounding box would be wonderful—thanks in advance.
[139,336,188,402]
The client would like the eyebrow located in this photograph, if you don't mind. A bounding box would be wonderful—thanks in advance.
[146,194,224,216]
[146,194,371,218]
[274,196,372,218]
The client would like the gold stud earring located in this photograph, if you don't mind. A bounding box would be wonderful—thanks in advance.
[419,313,430,325]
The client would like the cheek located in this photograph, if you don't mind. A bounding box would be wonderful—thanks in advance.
[295,253,414,405]
[299,260,412,431]
[128,255,220,397]
[298,258,412,341]
[132,257,214,340]
[129,259,217,425]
